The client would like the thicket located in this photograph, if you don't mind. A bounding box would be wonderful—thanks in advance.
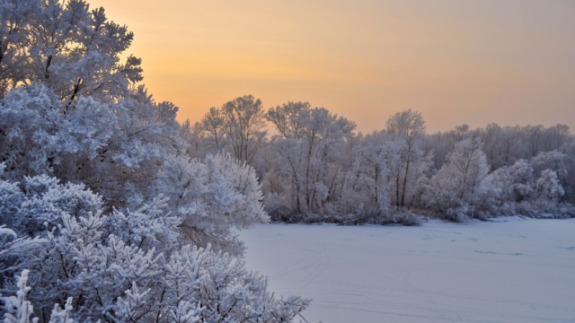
[188,104,575,224]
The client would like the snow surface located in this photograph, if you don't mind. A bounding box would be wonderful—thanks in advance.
[240,218,575,323]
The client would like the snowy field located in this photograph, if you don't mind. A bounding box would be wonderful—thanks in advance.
[240,219,575,323]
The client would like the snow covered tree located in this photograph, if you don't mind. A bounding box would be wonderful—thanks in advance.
[15,175,104,236]
[156,152,269,255]
[0,0,185,209]
[201,106,226,153]
[487,152,570,217]
[535,169,564,208]
[179,119,207,159]
[13,0,141,104]
[264,102,355,217]
[0,173,309,323]
[193,95,267,165]
[386,109,429,208]
[266,101,311,140]
[221,95,267,164]
[541,124,570,151]
[0,163,104,237]
[529,150,567,183]
[0,83,183,208]
[0,0,38,97]
[423,138,494,221]
[347,130,400,217]
[0,0,186,209]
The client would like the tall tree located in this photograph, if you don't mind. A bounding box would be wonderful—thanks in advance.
[222,95,267,163]
[351,130,401,215]
[201,106,226,153]
[386,109,428,208]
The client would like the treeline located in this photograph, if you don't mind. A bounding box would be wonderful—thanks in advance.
[185,98,575,224]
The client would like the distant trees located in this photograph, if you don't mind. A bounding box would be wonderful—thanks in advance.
[177,91,575,223]
[189,95,267,164]
[227,103,575,222]
[179,97,575,223]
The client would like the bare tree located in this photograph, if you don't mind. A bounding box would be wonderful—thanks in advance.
[201,107,226,152]
[222,95,267,164]
[266,101,311,139]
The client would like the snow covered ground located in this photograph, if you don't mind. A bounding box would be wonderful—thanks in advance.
[239,218,575,323]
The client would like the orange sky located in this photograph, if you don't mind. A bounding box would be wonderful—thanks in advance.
[88,0,575,133]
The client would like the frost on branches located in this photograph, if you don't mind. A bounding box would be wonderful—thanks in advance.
[0,0,183,208]
[156,153,269,255]
[422,138,494,221]
[186,100,574,223]
[0,174,309,323]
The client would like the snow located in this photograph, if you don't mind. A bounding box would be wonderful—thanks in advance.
[240,218,575,323]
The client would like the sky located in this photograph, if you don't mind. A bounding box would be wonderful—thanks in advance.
[88,0,575,133]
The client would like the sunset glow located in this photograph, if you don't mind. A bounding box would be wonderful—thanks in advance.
[89,0,575,133]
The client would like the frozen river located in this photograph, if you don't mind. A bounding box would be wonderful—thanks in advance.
[240,218,575,323]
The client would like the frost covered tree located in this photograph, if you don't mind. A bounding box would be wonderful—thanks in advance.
[266,101,311,140]
[479,123,523,170]
[0,0,143,103]
[487,151,570,217]
[0,0,183,208]
[423,138,494,221]
[534,169,564,208]
[346,130,400,217]
[0,83,183,208]
[201,106,226,153]
[1,270,76,323]
[0,173,309,323]
[385,109,429,208]
[179,119,206,158]
[156,153,269,255]
[529,150,567,183]
[222,95,267,163]
[193,96,267,164]
[264,102,355,217]
[0,0,37,97]
[178,101,575,223]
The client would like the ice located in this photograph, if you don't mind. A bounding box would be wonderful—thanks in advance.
[240,218,575,323]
